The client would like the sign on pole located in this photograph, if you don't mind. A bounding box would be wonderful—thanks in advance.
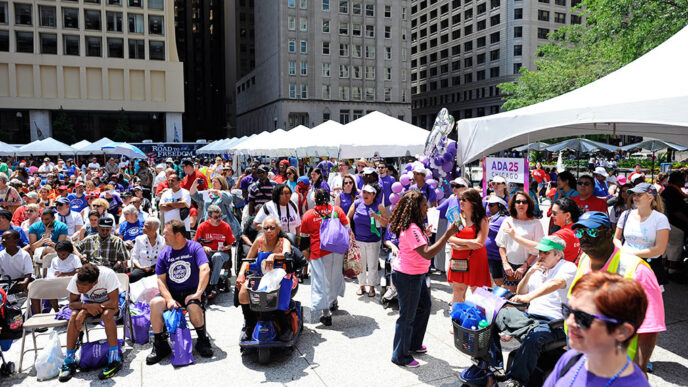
[482,157,530,197]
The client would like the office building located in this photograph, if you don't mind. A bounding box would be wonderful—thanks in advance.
[224,0,255,137]
[410,0,583,129]
[0,0,184,143]
[235,0,412,135]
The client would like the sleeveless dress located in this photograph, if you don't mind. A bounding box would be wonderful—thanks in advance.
[256,237,298,290]
[447,224,492,287]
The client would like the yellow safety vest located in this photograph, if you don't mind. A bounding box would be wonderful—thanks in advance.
[567,249,650,360]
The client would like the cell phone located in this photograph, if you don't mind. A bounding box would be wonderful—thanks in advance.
[197,178,203,184]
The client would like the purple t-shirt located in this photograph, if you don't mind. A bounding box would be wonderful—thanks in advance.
[436,195,460,219]
[378,175,396,207]
[339,192,354,214]
[384,225,399,247]
[156,240,209,293]
[485,214,505,261]
[352,198,382,242]
[239,175,254,190]
[317,160,334,179]
[543,349,649,387]
[410,182,437,204]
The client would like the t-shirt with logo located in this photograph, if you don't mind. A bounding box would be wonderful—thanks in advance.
[572,195,608,213]
[68,193,89,213]
[118,219,144,242]
[156,240,209,293]
[67,266,120,303]
[393,223,431,275]
[194,221,236,250]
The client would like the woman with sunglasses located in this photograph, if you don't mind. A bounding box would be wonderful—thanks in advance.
[89,198,116,225]
[496,192,545,292]
[307,168,330,209]
[609,183,632,231]
[334,175,357,215]
[254,184,301,236]
[20,203,41,234]
[286,166,299,193]
[545,271,649,386]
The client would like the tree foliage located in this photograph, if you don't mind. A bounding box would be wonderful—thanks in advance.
[498,0,688,111]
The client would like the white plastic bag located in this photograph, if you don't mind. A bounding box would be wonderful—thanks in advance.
[36,331,65,381]
[129,275,159,304]
[257,268,287,292]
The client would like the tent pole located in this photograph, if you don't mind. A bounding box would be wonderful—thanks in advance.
[652,151,655,181]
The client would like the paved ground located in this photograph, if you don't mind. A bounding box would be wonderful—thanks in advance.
[2,267,687,386]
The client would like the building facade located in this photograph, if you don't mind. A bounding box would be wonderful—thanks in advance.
[0,0,184,142]
[235,0,412,135]
[410,0,582,129]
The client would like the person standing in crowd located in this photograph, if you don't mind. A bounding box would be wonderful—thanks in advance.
[628,163,645,183]
[531,162,549,203]
[388,190,459,368]
[159,174,192,234]
[609,183,632,230]
[410,166,437,206]
[571,211,664,376]
[661,171,688,277]
[135,160,155,200]
[181,158,209,192]
[295,176,311,216]
[195,205,236,299]
[75,217,128,271]
[334,175,357,215]
[285,166,298,192]
[104,158,119,178]
[100,186,123,222]
[653,172,669,194]
[551,171,578,201]
[496,192,545,292]
[308,168,330,207]
[67,183,89,214]
[248,165,277,216]
[12,191,38,227]
[447,189,492,304]
[190,175,241,238]
[593,167,611,198]
[573,175,608,213]
[485,175,510,211]
[254,184,301,236]
[316,158,335,182]
[300,189,349,326]
[377,161,396,212]
[544,271,650,387]
[328,160,351,195]
[237,166,258,200]
[273,160,290,184]
[348,184,389,298]
[54,197,84,240]
[485,195,508,285]
[614,183,670,285]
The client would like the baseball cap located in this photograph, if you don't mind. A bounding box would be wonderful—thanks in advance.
[297,176,310,185]
[362,167,376,175]
[55,197,70,205]
[630,173,645,183]
[75,182,85,187]
[58,185,69,191]
[452,177,470,187]
[534,236,566,252]
[485,195,507,207]
[593,167,608,177]
[25,192,39,200]
[627,182,657,196]
[166,158,174,163]
[279,159,290,166]
[98,217,114,228]
[412,165,427,175]
[362,184,378,194]
[491,176,506,184]
[571,211,611,230]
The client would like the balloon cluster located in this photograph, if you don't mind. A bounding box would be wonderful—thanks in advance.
[388,108,459,210]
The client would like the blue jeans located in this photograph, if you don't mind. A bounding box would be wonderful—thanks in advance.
[391,271,431,365]
[209,251,230,285]
[488,313,565,384]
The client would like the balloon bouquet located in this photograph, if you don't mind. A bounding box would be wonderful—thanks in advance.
[388,108,460,210]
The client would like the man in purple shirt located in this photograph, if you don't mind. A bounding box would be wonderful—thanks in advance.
[410,165,437,206]
[377,161,396,210]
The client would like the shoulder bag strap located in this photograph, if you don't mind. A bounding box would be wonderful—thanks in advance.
[558,353,584,379]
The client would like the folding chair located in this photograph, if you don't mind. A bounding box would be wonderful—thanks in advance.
[18,277,72,372]
[83,274,133,345]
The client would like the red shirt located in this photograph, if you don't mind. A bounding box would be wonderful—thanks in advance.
[300,204,349,259]
[553,224,581,263]
[195,220,235,250]
[181,170,209,191]
[155,180,169,196]
[272,174,287,184]
[11,206,27,226]
[573,195,608,213]
[532,169,548,184]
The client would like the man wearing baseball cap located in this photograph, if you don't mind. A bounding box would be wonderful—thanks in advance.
[410,165,437,206]
[75,217,129,272]
[592,167,610,198]
[570,211,664,375]
[67,182,89,213]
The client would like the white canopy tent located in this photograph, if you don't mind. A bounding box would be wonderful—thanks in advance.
[15,137,77,156]
[74,137,114,155]
[230,130,285,156]
[457,25,688,165]
[0,140,17,156]
[262,125,310,157]
[195,139,223,154]
[338,111,429,158]
[71,140,92,150]
[295,120,344,157]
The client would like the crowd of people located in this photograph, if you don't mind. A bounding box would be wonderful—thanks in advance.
[0,153,686,385]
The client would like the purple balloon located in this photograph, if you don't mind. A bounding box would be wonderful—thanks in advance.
[400,174,411,186]
[391,182,404,194]
[442,161,453,172]
[424,173,433,181]
[435,188,444,199]
[404,163,413,172]
[447,141,457,153]
[442,153,453,163]
[427,179,438,189]
[389,193,400,204]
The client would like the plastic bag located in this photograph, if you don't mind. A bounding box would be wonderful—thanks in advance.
[129,275,159,304]
[36,331,65,381]
[163,308,184,333]
[170,317,194,366]
[257,268,287,292]
[126,303,151,345]
[80,339,124,370]
[466,287,508,324]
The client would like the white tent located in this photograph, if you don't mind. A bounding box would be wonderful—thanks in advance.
[251,129,294,157]
[15,137,77,156]
[457,25,688,165]
[75,137,114,155]
[262,125,310,157]
[196,139,223,154]
[230,130,285,156]
[71,140,92,150]
[0,140,17,156]
[339,111,429,158]
[295,120,344,157]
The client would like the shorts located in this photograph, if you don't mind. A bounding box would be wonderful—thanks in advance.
[160,290,206,309]
[488,260,504,280]
[299,236,311,252]
[502,263,523,287]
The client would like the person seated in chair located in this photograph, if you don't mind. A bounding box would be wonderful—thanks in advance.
[488,235,578,387]
[75,217,129,272]
[0,229,35,310]
[59,264,122,382]
[194,205,235,300]
[146,219,213,365]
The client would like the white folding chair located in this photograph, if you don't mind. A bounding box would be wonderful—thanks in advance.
[18,277,72,372]
[82,273,133,345]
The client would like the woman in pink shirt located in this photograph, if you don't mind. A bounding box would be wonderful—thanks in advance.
[389,190,458,368]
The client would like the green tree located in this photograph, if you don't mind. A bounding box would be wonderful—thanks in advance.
[52,106,76,144]
[498,0,688,111]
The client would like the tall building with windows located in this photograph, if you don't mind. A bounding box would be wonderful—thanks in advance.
[410,0,583,129]
[235,0,412,135]
[0,0,184,143]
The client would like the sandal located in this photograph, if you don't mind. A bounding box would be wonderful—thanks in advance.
[368,288,376,297]
[356,288,365,296]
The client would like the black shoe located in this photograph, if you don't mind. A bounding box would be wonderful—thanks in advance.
[329,300,339,312]
[278,329,294,342]
[98,360,122,380]
[319,315,332,326]
[195,336,213,358]
[58,361,77,383]
[145,337,172,365]
[240,325,255,342]
[34,327,48,333]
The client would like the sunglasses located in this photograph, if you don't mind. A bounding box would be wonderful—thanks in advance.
[343,181,354,185]
[514,200,529,205]
[210,215,221,220]
[451,184,464,188]
[263,226,277,231]
[93,204,104,208]
[459,198,467,202]
[561,303,622,329]
[287,172,294,175]
[26,209,36,213]
[577,181,592,186]
[574,228,599,238]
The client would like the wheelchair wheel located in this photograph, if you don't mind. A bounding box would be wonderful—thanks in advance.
[257,348,270,364]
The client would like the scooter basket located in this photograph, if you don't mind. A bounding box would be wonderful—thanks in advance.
[453,320,492,358]
[248,288,280,312]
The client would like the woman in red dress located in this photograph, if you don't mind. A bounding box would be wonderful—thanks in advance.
[448,188,492,304]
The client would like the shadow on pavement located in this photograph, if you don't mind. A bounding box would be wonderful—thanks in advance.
[649,361,688,386]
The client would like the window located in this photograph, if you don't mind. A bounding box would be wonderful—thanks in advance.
[352,86,361,100]
[149,15,163,34]
[322,63,330,76]
[477,53,485,64]
[464,9,473,21]
[14,3,32,25]
[107,12,123,32]
[554,12,566,23]
[538,10,549,21]
[477,20,486,31]
[352,2,361,14]
[0,31,9,51]
[365,65,374,79]
[300,0,307,9]
[491,0,500,8]
[300,40,307,53]
[149,40,164,60]
[339,109,350,123]
[571,14,582,24]
[401,69,406,81]
[365,3,374,16]
[477,36,486,48]
[490,31,500,43]
[464,25,472,35]
[514,8,522,19]
[514,26,522,38]
[300,61,307,75]
[339,43,348,56]
[352,23,361,36]
[339,87,349,100]
[490,14,500,26]
[384,5,391,17]
[107,37,123,57]
[352,65,361,78]
[108,0,122,4]
[323,112,331,121]
[352,44,361,57]
[129,0,142,7]
[322,0,330,11]
[322,84,331,99]
[86,36,102,56]
[149,0,164,10]
[15,31,33,53]
[384,67,391,80]
[40,33,57,54]
[129,39,144,59]
[513,44,522,56]
[490,49,499,61]
[339,64,348,77]
[401,47,407,61]
[300,84,308,98]
[339,0,348,13]
[299,17,307,31]
[288,61,296,75]
[555,0,566,4]
[288,16,295,30]
[464,73,472,83]
[538,28,549,39]
[85,9,101,30]
[339,22,348,35]
[322,41,330,54]
[365,25,374,38]
[39,6,56,27]
[402,6,407,20]
[384,88,391,102]
[63,8,79,29]
[64,35,80,55]
[513,63,522,74]
[464,41,472,52]
[85,0,101,4]
[384,26,391,39]
[288,39,296,52]
[289,84,296,98]
[464,57,472,67]
[322,19,329,33]
[365,87,374,101]
[365,45,374,58]
[0,2,7,24]
[477,2,486,14]
[490,66,499,78]
[128,13,144,33]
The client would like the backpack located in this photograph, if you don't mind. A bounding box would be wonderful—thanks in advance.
[0,287,24,340]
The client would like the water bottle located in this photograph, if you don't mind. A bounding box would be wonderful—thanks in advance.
[478,320,489,329]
